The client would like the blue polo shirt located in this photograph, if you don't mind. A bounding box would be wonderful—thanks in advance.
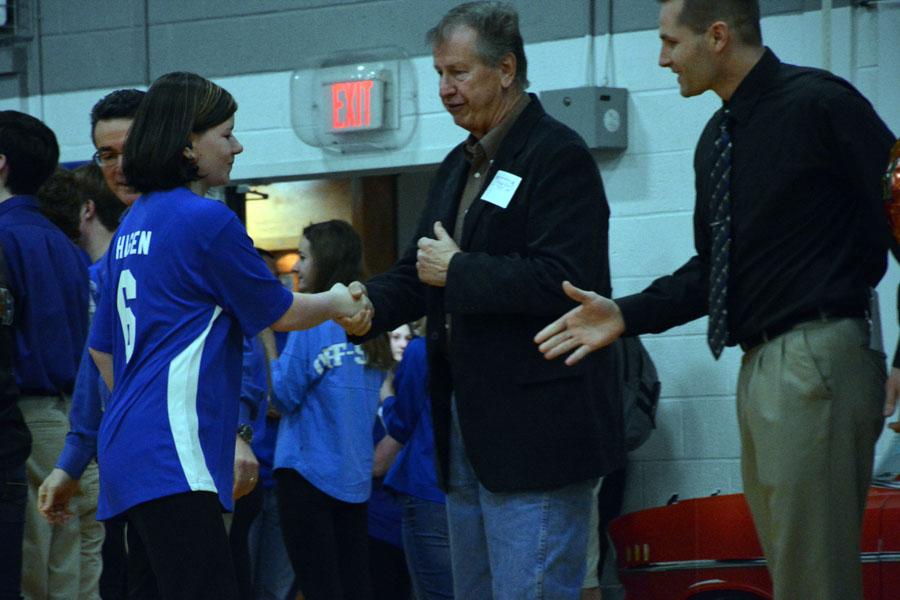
[89,187,293,519]
[0,195,88,395]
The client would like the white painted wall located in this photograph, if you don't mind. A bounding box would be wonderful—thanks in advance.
[8,5,898,513]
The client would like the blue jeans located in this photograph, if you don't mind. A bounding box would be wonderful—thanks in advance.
[447,400,598,600]
[400,495,453,600]
[0,464,26,600]
[248,487,296,600]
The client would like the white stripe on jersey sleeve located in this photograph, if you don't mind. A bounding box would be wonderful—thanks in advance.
[166,306,223,493]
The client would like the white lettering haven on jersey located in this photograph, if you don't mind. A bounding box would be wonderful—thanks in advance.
[115,230,152,259]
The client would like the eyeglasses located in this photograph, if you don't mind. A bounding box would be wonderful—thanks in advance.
[92,149,123,168]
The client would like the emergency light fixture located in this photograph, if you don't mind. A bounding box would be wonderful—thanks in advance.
[291,47,418,153]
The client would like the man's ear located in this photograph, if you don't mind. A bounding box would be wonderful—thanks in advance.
[81,198,96,222]
[709,20,730,53]
[499,52,517,89]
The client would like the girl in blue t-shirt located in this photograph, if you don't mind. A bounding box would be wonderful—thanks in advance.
[270,220,393,600]
[88,73,365,600]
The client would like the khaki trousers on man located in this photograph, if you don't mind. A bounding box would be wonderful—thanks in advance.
[737,317,884,600]
[19,395,104,600]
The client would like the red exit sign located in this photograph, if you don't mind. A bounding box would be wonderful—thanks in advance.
[327,79,385,132]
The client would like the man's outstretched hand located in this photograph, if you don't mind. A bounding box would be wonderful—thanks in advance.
[534,281,625,366]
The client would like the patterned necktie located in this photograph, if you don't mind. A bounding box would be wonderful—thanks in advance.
[707,109,732,359]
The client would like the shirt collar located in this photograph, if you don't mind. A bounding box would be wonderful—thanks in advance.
[724,47,780,125]
[463,93,531,164]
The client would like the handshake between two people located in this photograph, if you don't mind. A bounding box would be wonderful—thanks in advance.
[333,221,462,337]
[326,221,627,366]
[332,280,374,336]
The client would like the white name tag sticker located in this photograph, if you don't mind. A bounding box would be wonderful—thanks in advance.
[481,170,522,209]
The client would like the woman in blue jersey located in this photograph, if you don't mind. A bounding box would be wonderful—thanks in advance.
[270,219,393,600]
[87,72,366,600]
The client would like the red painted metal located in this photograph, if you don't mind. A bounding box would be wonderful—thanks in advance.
[609,485,900,599]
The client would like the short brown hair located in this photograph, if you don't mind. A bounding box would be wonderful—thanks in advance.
[37,168,83,241]
[73,163,125,232]
[37,164,126,241]
[660,0,762,47]
[123,72,236,193]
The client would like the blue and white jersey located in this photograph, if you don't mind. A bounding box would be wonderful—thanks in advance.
[89,187,293,520]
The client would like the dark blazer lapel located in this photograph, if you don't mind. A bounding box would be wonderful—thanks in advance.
[459,94,546,249]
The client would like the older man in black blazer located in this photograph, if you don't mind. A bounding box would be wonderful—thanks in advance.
[346,2,622,597]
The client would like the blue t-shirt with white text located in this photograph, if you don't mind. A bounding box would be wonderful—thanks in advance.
[89,187,293,519]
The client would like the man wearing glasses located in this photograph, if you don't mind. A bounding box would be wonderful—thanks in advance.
[35,89,145,600]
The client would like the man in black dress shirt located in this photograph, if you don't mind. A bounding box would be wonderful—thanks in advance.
[536,1,895,598]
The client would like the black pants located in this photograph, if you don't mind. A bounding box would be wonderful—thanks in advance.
[126,492,237,600]
[126,518,161,600]
[368,536,410,600]
[0,464,26,600]
[99,519,128,600]
[275,468,372,600]
[229,482,264,600]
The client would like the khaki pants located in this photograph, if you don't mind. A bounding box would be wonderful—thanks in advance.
[19,395,104,600]
[737,318,884,600]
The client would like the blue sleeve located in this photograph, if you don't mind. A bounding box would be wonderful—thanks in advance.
[270,330,312,414]
[238,336,266,426]
[382,338,427,444]
[381,394,412,444]
[88,251,114,354]
[56,341,102,478]
[203,215,293,338]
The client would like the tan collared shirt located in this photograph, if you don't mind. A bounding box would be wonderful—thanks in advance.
[452,93,531,244]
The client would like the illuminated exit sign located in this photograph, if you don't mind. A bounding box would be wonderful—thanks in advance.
[325,79,385,133]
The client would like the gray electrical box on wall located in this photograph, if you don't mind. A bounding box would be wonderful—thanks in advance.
[539,87,628,151]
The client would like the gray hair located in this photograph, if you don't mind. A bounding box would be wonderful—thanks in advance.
[426,1,529,89]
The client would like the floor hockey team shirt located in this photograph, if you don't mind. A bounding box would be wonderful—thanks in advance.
[89,187,293,519]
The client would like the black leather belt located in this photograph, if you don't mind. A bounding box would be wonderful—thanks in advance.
[739,306,868,352]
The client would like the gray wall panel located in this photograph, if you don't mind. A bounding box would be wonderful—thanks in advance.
[0,74,26,100]
[42,29,147,93]
[146,0,586,80]
[598,0,852,36]
[147,3,438,79]
[40,0,145,35]
[148,0,366,24]
[0,0,863,100]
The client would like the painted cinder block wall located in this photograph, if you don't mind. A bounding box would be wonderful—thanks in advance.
[3,1,898,514]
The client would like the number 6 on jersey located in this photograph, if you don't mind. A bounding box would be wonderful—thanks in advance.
[117,269,137,363]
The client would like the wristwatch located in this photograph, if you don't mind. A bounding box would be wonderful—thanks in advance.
[237,423,253,444]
